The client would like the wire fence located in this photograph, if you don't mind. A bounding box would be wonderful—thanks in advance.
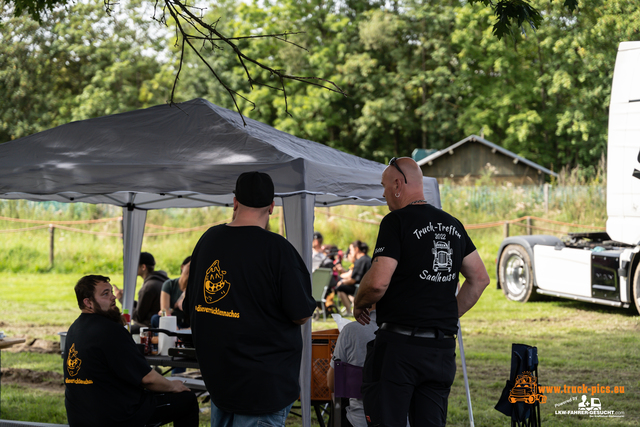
[0,210,605,269]
[0,212,605,236]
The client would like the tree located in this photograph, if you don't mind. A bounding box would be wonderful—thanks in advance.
[452,0,640,171]
[3,0,578,125]
[192,0,463,161]
[0,1,170,142]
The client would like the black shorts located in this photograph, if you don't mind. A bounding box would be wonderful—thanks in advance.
[336,284,357,296]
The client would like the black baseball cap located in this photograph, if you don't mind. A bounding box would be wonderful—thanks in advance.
[313,231,323,240]
[234,171,275,208]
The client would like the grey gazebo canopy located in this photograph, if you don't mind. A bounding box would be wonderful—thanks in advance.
[0,98,441,426]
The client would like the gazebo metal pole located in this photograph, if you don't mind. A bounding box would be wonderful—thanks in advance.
[457,319,474,427]
[456,281,474,427]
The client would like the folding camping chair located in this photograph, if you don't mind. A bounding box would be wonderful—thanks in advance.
[331,360,363,427]
[495,343,544,427]
[312,268,334,321]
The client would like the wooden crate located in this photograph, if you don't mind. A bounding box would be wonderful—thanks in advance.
[311,328,340,401]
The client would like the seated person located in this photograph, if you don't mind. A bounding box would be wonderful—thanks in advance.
[327,304,378,427]
[152,256,191,329]
[64,274,199,427]
[328,306,408,427]
[114,252,169,334]
[312,231,327,271]
[321,245,343,310]
[335,241,371,316]
[152,256,191,375]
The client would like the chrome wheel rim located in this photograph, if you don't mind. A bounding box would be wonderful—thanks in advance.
[504,254,529,299]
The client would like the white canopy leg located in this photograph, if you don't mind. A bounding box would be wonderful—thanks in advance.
[282,194,315,427]
[121,204,147,314]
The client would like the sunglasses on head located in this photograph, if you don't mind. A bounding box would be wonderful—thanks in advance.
[389,157,407,184]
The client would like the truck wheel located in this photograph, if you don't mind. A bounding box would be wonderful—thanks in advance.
[632,267,640,314]
[499,245,538,303]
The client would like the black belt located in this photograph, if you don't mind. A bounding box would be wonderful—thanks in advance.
[380,323,455,339]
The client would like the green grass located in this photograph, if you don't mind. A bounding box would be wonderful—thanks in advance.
[1,385,68,423]
[2,352,64,374]
[3,275,639,425]
[444,288,640,426]
[3,176,636,426]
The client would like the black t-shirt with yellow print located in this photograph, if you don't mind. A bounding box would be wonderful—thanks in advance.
[185,224,316,415]
[64,313,154,427]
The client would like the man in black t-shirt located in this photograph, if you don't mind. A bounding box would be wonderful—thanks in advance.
[64,275,198,427]
[184,171,316,427]
[354,157,490,427]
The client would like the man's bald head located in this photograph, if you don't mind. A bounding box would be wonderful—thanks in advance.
[382,157,426,211]
[395,157,424,185]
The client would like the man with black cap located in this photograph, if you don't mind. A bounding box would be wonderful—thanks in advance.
[184,171,316,427]
[114,251,169,334]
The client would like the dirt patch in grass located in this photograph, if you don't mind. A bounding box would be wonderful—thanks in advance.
[4,323,67,336]
[5,337,61,355]
[1,368,65,393]
[2,323,66,353]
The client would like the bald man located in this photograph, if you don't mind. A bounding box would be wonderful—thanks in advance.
[354,157,490,427]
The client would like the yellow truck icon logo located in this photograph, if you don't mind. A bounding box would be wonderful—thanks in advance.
[508,372,547,404]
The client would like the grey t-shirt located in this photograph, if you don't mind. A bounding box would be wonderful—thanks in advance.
[330,311,378,427]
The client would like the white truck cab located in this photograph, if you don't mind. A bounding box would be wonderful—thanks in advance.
[496,41,640,312]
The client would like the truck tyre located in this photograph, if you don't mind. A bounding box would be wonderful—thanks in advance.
[499,244,538,303]
[632,267,640,314]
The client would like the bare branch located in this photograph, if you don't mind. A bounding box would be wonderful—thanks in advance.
[169,35,185,104]
[161,0,252,126]
[154,0,346,125]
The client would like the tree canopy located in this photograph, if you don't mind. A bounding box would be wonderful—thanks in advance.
[6,0,579,40]
[2,0,638,174]
[3,0,580,124]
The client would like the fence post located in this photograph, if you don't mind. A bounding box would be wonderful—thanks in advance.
[49,224,55,268]
[504,221,509,239]
[543,183,549,214]
[526,217,532,235]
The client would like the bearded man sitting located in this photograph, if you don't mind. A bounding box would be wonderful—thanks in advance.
[63,275,199,427]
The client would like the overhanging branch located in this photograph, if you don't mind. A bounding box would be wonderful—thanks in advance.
[147,0,347,125]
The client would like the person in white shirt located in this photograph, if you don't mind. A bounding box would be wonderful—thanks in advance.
[312,231,327,272]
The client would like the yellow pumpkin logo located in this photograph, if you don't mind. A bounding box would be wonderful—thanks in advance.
[66,343,82,377]
[204,260,231,304]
